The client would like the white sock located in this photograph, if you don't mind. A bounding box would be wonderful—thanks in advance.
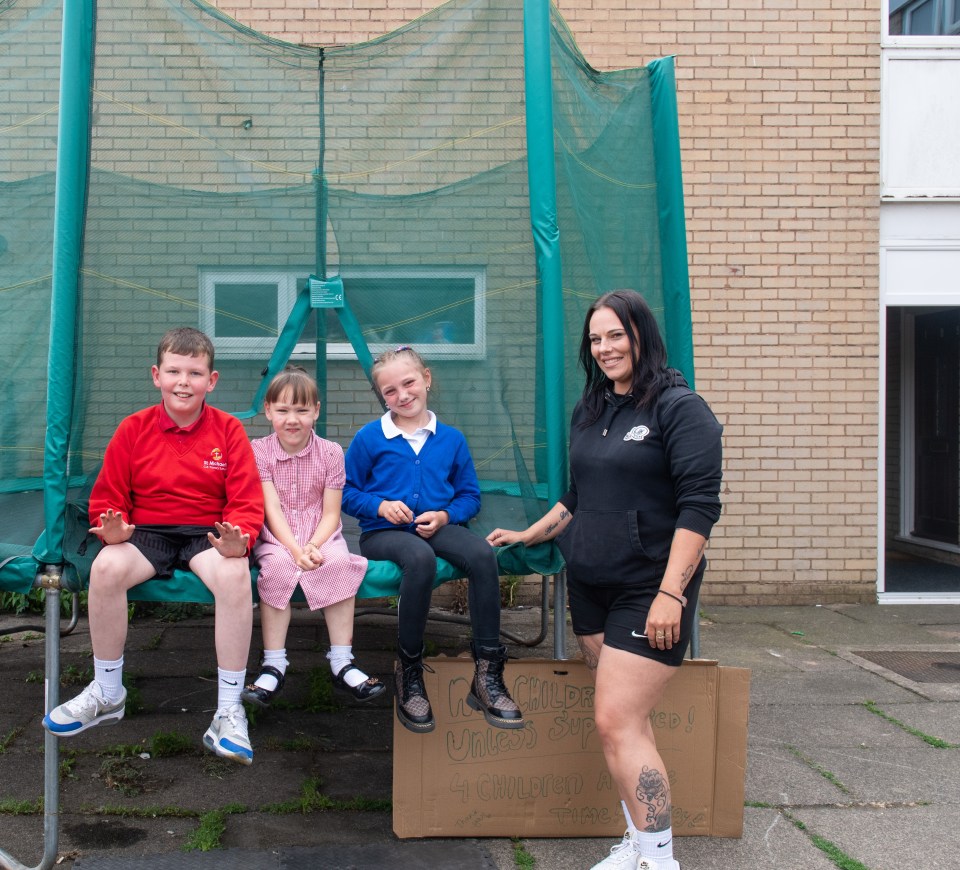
[217,667,246,709]
[327,645,367,687]
[636,827,674,861]
[93,656,124,703]
[254,648,288,692]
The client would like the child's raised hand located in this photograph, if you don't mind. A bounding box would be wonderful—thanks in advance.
[379,499,413,525]
[414,510,449,539]
[208,521,250,558]
[89,509,135,545]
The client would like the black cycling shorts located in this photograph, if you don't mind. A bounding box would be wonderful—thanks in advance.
[566,566,704,667]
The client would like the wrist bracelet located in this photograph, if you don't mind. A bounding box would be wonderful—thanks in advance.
[658,589,687,608]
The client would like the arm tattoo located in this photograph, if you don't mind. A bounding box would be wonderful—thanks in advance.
[635,766,671,831]
[538,509,569,543]
[678,541,706,593]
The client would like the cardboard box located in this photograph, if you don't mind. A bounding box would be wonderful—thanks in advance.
[393,657,749,839]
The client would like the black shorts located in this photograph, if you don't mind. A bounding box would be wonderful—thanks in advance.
[567,566,704,667]
[129,525,216,578]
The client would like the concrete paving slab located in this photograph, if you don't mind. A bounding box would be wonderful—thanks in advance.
[807,743,960,804]
[743,737,854,806]
[743,666,920,707]
[793,804,959,870]
[2,603,960,870]
[747,696,919,746]
[876,700,960,744]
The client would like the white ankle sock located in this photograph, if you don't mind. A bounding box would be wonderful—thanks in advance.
[636,827,674,861]
[327,645,367,687]
[217,667,246,709]
[94,656,124,703]
[254,648,288,692]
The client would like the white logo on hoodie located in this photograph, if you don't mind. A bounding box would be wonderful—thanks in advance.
[623,425,650,442]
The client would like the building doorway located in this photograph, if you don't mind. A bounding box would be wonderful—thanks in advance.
[884,306,960,597]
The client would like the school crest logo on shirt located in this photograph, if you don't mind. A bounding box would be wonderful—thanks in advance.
[203,447,227,471]
[623,425,650,442]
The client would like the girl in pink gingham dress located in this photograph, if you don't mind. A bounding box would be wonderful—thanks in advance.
[241,367,385,708]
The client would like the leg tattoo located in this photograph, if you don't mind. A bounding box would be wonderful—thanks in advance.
[635,766,671,831]
[576,636,599,671]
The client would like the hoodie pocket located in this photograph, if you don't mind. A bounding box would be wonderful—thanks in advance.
[556,509,660,584]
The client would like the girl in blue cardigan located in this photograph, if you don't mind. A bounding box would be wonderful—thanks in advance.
[343,346,522,735]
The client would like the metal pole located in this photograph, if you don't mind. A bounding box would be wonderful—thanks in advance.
[0,573,62,870]
[523,0,566,507]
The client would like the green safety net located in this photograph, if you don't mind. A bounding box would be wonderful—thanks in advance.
[0,0,691,591]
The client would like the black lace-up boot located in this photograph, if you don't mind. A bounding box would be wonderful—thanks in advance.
[466,643,525,729]
[393,646,435,734]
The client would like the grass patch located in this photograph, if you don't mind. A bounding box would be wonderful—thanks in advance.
[142,630,166,651]
[0,726,24,754]
[121,673,145,717]
[98,757,146,796]
[150,730,195,758]
[784,811,869,870]
[61,664,94,686]
[182,804,247,852]
[512,837,536,869]
[863,700,959,749]
[100,741,148,759]
[263,735,314,752]
[260,777,390,815]
[500,575,525,608]
[60,749,79,781]
[0,797,43,815]
[786,745,852,794]
[94,805,198,819]
[302,668,340,714]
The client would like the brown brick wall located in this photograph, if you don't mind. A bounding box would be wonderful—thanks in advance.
[209,0,883,605]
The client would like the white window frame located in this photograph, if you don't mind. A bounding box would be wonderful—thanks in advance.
[199,265,487,361]
[884,0,960,45]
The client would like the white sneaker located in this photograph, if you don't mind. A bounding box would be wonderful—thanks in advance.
[638,857,681,870]
[42,681,126,736]
[203,703,253,765]
[590,831,640,870]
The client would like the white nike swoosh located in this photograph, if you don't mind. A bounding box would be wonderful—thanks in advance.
[631,631,647,638]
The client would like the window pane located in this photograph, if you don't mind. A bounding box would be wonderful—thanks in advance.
[909,0,936,33]
[213,283,278,338]
[345,276,476,345]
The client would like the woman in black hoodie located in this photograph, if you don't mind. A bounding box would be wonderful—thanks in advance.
[487,290,722,870]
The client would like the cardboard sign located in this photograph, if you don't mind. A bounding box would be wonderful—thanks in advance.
[393,658,749,839]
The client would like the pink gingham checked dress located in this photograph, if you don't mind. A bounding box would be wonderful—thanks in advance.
[252,432,368,610]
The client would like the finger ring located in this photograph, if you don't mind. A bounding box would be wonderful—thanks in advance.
[655,631,665,638]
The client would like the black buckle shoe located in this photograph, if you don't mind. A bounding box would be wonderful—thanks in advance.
[333,664,386,702]
[240,664,285,709]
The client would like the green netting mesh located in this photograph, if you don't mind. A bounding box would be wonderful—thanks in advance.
[0,0,689,577]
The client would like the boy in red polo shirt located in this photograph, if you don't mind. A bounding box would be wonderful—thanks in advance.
[43,328,264,766]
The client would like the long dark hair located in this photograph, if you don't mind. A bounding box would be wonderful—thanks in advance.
[576,290,678,425]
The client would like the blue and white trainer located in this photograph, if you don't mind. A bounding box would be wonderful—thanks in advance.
[42,681,126,736]
[203,703,253,765]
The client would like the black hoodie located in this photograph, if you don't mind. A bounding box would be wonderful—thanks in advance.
[555,377,722,587]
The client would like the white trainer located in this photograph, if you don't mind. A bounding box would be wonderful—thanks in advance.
[203,703,253,765]
[638,857,681,870]
[42,681,126,736]
[590,831,640,870]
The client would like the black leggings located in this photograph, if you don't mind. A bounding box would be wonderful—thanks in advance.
[359,524,501,654]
